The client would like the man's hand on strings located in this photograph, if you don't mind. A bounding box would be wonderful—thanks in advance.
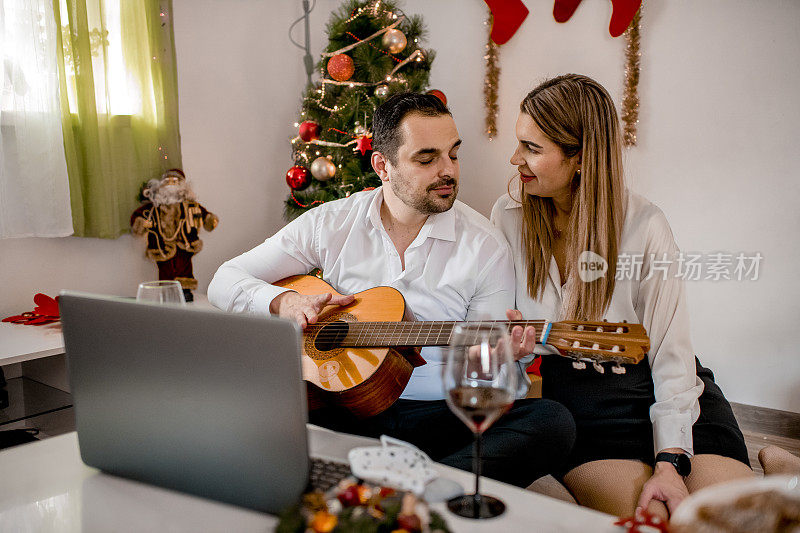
[506,309,537,361]
[270,291,354,330]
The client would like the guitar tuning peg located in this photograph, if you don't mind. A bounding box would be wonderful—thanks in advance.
[612,364,626,375]
[572,361,586,370]
[593,362,605,374]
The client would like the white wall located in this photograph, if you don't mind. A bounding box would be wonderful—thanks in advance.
[1,0,798,412]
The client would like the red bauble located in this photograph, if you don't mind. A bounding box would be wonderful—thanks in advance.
[355,135,373,156]
[397,514,422,532]
[427,89,447,106]
[298,121,320,142]
[327,54,355,82]
[286,165,311,190]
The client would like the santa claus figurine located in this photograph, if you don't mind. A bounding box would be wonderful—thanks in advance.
[130,169,218,302]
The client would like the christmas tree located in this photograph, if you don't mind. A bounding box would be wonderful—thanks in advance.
[284,0,443,220]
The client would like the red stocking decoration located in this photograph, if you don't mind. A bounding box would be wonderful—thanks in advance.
[483,0,529,45]
[553,0,582,23]
[552,0,641,37]
[608,0,641,37]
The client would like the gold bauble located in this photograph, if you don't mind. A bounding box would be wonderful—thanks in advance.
[382,29,407,54]
[310,157,336,181]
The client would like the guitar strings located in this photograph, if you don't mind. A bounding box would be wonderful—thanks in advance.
[303,320,547,346]
[301,321,638,343]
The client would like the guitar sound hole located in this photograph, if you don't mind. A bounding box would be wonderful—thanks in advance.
[314,321,350,352]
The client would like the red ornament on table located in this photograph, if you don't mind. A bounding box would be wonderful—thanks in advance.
[299,121,321,142]
[483,0,530,45]
[327,54,355,82]
[355,135,373,156]
[613,509,670,533]
[286,165,311,190]
[2,294,61,326]
[426,89,447,106]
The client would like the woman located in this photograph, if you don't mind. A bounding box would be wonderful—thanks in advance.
[491,74,752,519]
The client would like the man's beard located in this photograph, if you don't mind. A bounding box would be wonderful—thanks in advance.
[390,169,458,215]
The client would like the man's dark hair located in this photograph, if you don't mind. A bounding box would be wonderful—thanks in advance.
[372,92,451,165]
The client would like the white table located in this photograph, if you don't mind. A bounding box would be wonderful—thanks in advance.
[0,321,65,367]
[1,322,72,432]
[0,426,618,532]
[0,295,213,368]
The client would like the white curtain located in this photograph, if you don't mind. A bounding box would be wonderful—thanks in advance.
[0,0,72,238]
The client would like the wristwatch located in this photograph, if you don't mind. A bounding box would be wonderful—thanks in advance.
[655,452,692,477]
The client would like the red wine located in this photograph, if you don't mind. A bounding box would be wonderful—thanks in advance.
[447,386,514,433]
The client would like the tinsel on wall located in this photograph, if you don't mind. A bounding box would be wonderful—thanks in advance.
[482,0,529,140]
[284,0,438,220]
[621,6,641,147]
[483,14,500,140]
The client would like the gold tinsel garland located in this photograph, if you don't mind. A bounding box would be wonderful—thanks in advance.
[484,13,500,140]
[621,7,641,147]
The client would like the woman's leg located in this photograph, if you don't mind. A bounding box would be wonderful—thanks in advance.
[685,454,754,494]
[688,359,754,493]
[562,459,669,520]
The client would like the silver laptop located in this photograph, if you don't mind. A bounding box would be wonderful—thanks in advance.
[59,291,311,514]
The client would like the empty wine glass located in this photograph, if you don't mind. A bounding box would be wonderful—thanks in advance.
[136,280,186,305]
[443,323,517,519]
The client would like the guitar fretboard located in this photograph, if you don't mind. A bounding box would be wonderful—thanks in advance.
[307,320,549,348]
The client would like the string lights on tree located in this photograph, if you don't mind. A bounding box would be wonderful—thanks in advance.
[283,0,444,219]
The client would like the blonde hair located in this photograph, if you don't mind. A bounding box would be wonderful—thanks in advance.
[518,74,625,321]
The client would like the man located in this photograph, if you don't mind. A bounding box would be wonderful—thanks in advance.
[208,93,574,487]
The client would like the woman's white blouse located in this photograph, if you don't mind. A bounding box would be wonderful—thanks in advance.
[490,192,704,455]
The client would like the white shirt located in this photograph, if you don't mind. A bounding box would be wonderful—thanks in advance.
[490,192,704,455]
[208,187,531,400]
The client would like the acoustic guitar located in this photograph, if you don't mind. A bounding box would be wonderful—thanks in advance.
[275,275,650,419]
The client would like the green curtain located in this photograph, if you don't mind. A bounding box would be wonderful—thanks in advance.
[53,0,182,238]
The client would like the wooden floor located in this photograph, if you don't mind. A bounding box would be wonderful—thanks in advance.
[731,402,800,476]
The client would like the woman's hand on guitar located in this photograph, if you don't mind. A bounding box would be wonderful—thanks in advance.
[506,309,537,361]
[269,290,355,330]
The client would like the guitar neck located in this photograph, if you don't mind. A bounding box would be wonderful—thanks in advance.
[328,320,550,348]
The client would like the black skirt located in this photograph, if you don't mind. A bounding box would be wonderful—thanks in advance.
[539,354,751,476]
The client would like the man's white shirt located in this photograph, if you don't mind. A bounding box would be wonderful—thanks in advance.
[208,187,532,400]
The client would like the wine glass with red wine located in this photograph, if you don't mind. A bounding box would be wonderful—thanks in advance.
[443,323,517,519]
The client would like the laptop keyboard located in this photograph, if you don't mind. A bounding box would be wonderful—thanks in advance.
[308,457,353,493]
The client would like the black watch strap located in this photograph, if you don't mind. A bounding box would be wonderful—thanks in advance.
[655,452,691,477]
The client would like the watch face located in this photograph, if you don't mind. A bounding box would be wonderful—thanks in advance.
[676,453,691,476]
[657,452,692,476]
